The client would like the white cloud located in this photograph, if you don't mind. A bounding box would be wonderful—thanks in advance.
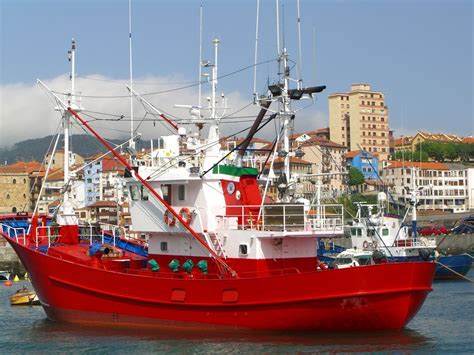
[0,74,328,148]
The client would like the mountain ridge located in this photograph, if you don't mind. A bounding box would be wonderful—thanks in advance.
[0,134,148,164]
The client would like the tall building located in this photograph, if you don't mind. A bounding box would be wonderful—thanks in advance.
[329,83,390,162]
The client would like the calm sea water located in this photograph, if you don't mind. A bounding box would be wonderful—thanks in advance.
[0,269,473,353]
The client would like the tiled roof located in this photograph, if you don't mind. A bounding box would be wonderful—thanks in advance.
[386,161,449,170]
[394,137,413,146]
[102,157,124,172]
[88,200,117,208]
[299,137,346,149]
[346,150,378,158]
[463,137,474,144]
[0,161,43,174]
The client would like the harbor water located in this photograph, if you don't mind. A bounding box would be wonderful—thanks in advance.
[0,268,473,353]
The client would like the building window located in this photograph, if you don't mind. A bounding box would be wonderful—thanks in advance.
[341,127,345,131]
[362,131,366,136]
[12,207,17,213]
[6,194,10,199]
[178,185,185,201]
[381,117,385,122]
[380,102,384,106]
[362,100,365,105]
[13,179,16,184]
[23,194,26,199]
[23,178,26,184]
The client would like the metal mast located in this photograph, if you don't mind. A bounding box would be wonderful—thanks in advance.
[128,0,135,150]
[57,38,82,225]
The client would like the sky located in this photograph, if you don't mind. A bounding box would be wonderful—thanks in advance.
[0,0,472,148]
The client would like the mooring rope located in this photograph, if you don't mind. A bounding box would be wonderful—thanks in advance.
[435,261,473,283]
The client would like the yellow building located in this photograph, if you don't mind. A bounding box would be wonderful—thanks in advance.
[329,83,390,162]
[394,131,465,152]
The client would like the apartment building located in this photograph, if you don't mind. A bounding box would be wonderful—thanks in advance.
[382,161,473,213]
[45,150,84,170]
[329,83,390,162]
[84,155,125,206]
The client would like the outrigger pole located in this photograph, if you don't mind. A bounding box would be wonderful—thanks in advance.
[36,79,236,278]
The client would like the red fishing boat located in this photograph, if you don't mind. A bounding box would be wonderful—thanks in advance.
[0,28,436,332]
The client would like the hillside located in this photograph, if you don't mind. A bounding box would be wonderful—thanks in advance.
[0,135,148,164]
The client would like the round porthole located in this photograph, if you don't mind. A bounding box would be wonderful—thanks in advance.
[235,190,241,200]
[227,182,235,195]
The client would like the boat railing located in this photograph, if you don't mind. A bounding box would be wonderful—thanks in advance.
[215,204,344,233]
[35,226,60,248]
[393,237,437,248]
[0,223,27,245]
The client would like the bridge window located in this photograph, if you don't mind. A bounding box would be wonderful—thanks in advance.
[140,186,149,201]
[129,185,140,201]
[178,185,185,201]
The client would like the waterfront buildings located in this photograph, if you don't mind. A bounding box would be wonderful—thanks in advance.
[382,161,474,213]
[329,84,390,163]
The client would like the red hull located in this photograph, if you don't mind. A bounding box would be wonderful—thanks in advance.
[4,235,435,332]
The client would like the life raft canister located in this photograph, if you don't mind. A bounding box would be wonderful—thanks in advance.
[164,210,176,227]
[179,207,192,225]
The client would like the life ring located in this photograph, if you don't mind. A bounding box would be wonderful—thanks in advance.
[179,207,192,225]
[363,241,369,249]
[164,210,176,227]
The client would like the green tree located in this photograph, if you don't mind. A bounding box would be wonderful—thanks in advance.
[348,167,365,186]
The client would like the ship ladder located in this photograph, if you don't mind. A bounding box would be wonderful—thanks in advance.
[203,232,227,259]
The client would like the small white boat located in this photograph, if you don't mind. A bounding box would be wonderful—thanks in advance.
[0,270,11,281]
[333,249,375,269]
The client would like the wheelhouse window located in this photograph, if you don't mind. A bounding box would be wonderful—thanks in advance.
[178,185,185,201]
[129,185,140,201]
[141,186,149,201]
